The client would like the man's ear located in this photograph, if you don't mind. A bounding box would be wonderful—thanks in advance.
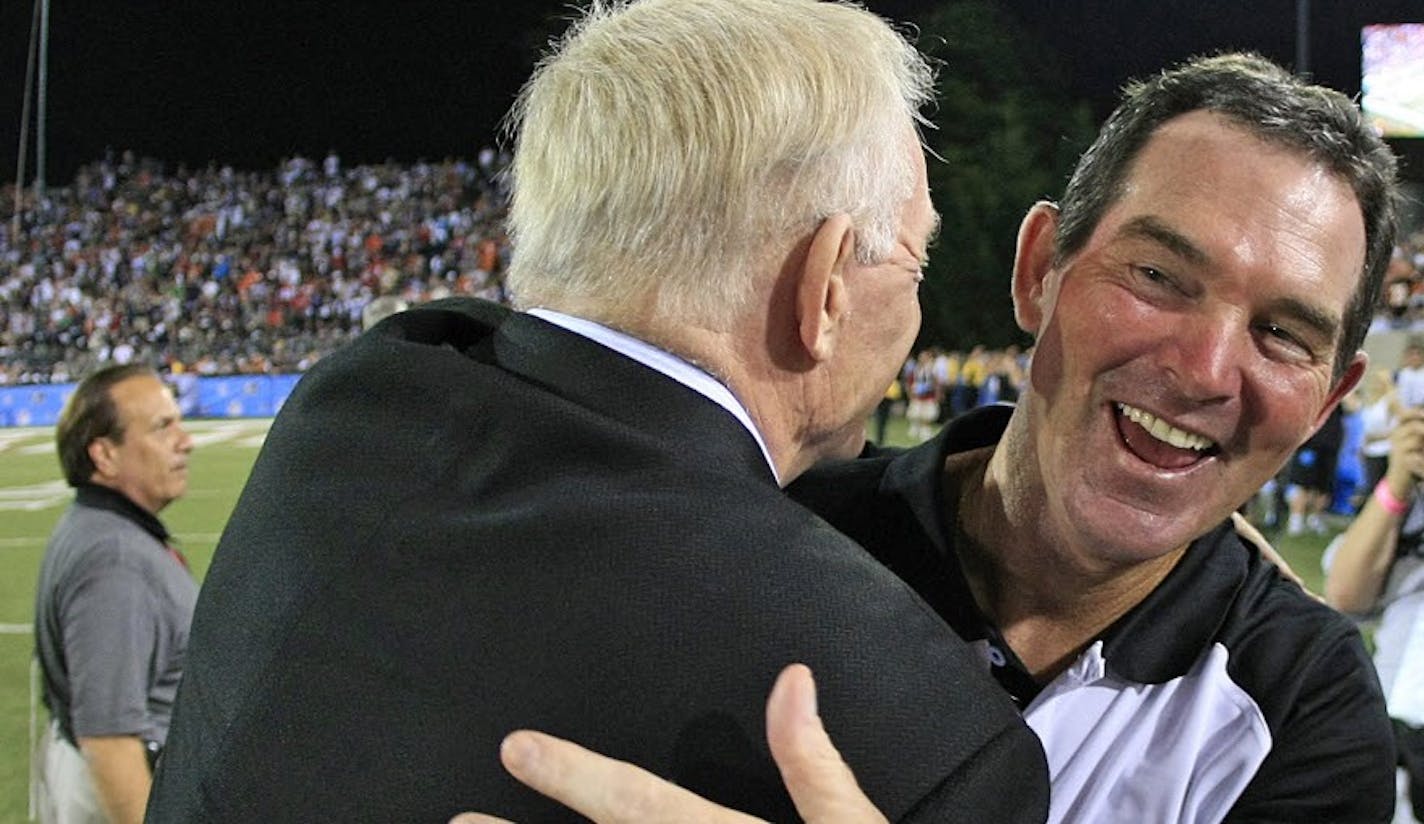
[1316,352,1368,429]
[797,213,855,362]
[87,437,117,480]
[1012,201,1062,336]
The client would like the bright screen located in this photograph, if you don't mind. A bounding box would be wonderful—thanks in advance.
[1363,23,1424,138]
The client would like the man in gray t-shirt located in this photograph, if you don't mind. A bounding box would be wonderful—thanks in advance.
[34,365,195,824]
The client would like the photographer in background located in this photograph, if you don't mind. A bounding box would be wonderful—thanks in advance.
[1327,408,1424,822]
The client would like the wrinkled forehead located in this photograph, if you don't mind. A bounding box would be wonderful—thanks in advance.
[110,375,176,427]
[1115,115,1365,277]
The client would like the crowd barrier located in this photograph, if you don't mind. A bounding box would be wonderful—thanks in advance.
[0,374,302,427]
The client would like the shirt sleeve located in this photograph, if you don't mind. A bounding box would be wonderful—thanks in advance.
[59,551,159,740]
[1225,621,1395,823]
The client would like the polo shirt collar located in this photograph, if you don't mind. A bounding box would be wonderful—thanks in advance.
[1095,520,1247,684]
[75,483,170,545]
[881,403,1248,686]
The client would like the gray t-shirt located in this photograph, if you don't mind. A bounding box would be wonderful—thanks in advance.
[34,485,197,746]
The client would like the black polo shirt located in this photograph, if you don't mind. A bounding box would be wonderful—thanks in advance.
[792,405,1394,823]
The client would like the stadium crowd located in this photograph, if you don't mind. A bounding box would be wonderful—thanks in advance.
[0,150,1420,402]
[1369,220,1424,334]
[0,149,511,386]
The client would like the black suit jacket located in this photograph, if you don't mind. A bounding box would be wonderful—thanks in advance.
[147,298,1047,822]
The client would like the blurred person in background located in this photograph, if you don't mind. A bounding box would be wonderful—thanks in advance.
[872,375,902,446]
[360,294,409,330]
[145,1,1047,821]
[34,365,195,824]
[1327,408,1424,823]
[1363,368,1404,497]
[1397,338,1424,409]
[1285,405,1345,535]
[905,349,941,441]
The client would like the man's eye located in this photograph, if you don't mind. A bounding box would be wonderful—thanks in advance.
[1258,323,1317,362]
[1137,266,1169,285]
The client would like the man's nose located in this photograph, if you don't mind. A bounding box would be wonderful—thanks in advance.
[1163,312,1244,404]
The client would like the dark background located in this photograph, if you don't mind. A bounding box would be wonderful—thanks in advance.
[1,1,1420,351]
[1,1,1421,184]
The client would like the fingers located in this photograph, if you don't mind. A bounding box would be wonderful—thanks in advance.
[1388,411,1424,490]
[489,730,767,824]
[452,666,887,824]
[765,665,889,824]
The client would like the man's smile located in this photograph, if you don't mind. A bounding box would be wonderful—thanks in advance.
[1114,402,1218,470]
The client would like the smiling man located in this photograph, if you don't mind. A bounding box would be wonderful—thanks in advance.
[796,52,1399,823]
[34,364,196,824]
[469,53,1403,824]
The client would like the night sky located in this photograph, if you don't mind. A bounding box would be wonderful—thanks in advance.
[0,0,1421,185]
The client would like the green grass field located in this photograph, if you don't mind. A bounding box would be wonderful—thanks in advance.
[0,414,1342,822]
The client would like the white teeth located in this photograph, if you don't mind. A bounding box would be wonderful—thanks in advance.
[1116,403,1214,451]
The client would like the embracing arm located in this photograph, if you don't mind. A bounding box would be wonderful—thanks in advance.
[452,665,887,824]
[1325,410,1424,612]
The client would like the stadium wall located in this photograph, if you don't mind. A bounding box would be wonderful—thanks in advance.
[0,374,302,427]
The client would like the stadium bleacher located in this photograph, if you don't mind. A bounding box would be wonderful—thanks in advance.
[1,148,512,387]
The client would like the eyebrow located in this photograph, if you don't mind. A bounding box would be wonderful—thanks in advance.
[1118,215,1208,267]
[1272,295,1342,345]
[1119,214,1341,344]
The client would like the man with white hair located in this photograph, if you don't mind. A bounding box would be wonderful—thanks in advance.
[145,1,1047,821]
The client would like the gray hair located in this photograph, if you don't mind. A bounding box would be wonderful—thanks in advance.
[504,0,935,328]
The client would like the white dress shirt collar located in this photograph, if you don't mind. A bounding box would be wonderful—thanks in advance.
[526,308,780,485]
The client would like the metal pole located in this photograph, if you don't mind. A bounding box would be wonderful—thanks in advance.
[12,0,41,240]
[1296,0,1311,76]
[36,0,50,201]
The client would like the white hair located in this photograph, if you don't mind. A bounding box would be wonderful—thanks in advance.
[504,0,934,327]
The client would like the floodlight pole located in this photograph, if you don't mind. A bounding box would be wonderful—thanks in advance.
[1295,0,1311,76]
[11,0,42,240]
[36,0,49,201]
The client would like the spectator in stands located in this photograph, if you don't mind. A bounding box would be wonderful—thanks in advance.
[34,364,196,824]
[0,148,513,384]
[145,1,1046,821]
[360,295,409,330]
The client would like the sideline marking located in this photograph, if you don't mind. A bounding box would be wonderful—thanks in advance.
[0,481,70,511]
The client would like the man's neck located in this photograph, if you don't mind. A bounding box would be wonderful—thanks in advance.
[611,304,849,486]
[532,293,858,486]
[949,432,1187,683]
